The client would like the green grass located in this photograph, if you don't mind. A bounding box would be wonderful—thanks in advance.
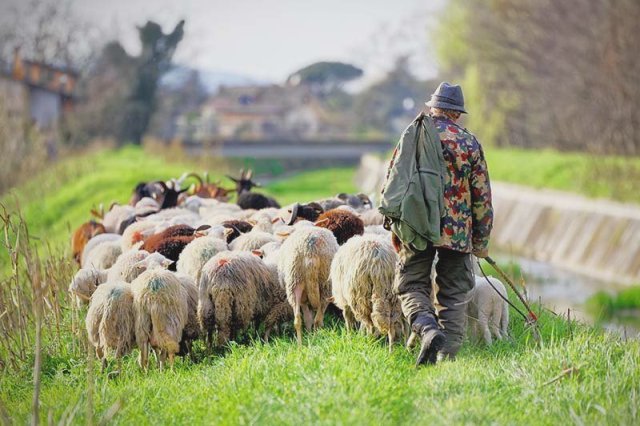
[1,309,638,424]
[1,146,639,423]
[0,146,356,270]
[484,148,640,203]
[587,286,640,318]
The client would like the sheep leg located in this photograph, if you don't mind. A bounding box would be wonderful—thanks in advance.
[263,301,293,342]
[293,286,304,345]
[343,306,356,332]
[406,331,417,349]
[500,302,509,339]
[313,298,329,331]
[168,352,175,370]
[138,341,149,372]
[302,305,313,332]
[388,331,394,353]
[478,309,492,345]
[489,310,502,341]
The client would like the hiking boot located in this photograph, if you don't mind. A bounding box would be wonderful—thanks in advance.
[412,314,446,367]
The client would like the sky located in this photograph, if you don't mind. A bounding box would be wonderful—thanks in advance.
[68,0,446,84]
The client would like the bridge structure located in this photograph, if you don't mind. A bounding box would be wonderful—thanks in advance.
[182,138,394,163]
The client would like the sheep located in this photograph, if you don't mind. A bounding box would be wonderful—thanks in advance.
[102,204,136,234]
[315,209,364,245]
[237,192,280,210]
[277,226,339,344]
[221,220,253,243]
[198,251,291,347]
[80,233,121,267]
[71,221,106,264]
[330,235,403,351]
[121,221,157,251]
[105,249,171,282]
[85,281,136,371]
[69,268,108,306]
[253,241,282,268]
[175,273,200,357]
[284,202,325,225]
[176,236,229,283]
[141,224,211,270]
[229,231,277,252]
[467,275,509,345]
[359,209,384,226]
[131,269,189,370]
[364,225,391,236]
[82,240,122,270]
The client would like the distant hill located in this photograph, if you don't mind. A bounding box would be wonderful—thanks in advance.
[161,65,272,94]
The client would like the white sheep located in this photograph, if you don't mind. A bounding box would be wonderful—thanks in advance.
[81,233,122,266]
[131,269,189,370]
[229,231,277,252]
[277,226,339,344]
[81,240,122,270]
[467,275,509,345]
[106,250,172,283]
[85,281,136,371]
[176,236,228,283]
[68,268,108,306]
[330,235,404,350]
[198,251,291,347]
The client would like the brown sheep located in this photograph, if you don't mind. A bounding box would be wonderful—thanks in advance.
[315,209,364,245]
[71,221,106,265]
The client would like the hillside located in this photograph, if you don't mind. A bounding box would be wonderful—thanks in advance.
[0,147,638,424]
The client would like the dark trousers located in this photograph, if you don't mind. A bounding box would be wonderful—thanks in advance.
[394,242,474,355]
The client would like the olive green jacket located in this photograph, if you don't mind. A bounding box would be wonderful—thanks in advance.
[378,113,446,250]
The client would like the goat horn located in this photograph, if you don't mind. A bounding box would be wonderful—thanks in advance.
[246,169,253,179]
[186,172,204,187]
[287,203,300,226]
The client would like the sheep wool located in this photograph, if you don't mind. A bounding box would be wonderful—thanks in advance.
[467,275,509,345]
[330,235,403,349]
[81,233,122,267]
[176,236,228,283]
[277,226,339,344]
[69,268,108,306]
[82,240,122,270]
[175,273,200,355]
[131,269,188,370]
[107,250,151,283]
[315,209,364,245]
[229,231,277,252]
[198,251,290,347]
[85,281,136,368]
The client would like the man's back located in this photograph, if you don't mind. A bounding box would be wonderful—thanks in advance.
[431,114,493,257]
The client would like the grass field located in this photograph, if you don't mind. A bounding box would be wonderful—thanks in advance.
[484,148,640,203]
[1,145,639,424]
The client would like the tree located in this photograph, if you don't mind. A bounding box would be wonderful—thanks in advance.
[436,0,640,155]
[287,61,363,96]
[120,20,185,144]
[354,57,435,135]
[72,20,185,145]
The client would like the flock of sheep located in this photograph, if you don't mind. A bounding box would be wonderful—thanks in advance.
[69,170,509,371]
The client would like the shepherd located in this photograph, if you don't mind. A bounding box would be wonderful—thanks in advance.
[379,82,493,366]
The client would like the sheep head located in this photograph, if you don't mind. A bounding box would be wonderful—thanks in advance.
[226,168,261,195]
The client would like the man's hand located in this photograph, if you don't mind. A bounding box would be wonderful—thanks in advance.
[472,247,489,259]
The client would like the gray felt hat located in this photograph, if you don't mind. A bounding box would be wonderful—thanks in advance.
[425,82,467,113]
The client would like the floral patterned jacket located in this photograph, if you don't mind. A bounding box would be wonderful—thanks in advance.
[431,115,493,254]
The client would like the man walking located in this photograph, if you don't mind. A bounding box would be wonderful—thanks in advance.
[386,82,493,366]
